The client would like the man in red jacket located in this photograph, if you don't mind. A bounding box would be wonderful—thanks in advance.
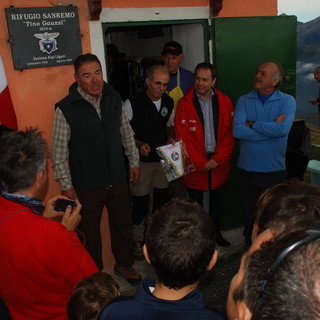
[0,128,98,320]
[175,62,234,246]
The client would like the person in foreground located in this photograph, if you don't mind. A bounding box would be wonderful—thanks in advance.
[0,128,98,320]
[233,229,320,320]
[67,272,120,320]
[226,180,320,320]
[99,199,224,320]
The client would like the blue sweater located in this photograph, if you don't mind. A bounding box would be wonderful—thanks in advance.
[99,278,224,320]
[233,89,296,172]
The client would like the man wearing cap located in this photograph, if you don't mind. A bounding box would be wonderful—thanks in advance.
[162,41,194,111]
[162,41,194,199]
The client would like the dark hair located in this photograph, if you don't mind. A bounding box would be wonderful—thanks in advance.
[243,230,320,319]
[145,199,216,289]
[145,64,169,80]
[0,127,47,193]
[255,180,320,236]
[67,272,120,320]
[194,62,216,80]
[74,53,102,74]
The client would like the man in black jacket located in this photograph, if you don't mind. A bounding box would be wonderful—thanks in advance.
[124,65,174,260]
[52,53,141,284]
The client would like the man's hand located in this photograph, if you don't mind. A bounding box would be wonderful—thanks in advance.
[61,199,82,231]
[62,188,77,200]
[310,98,318,105]
[129,167,140,184]
[203,159,218,171]
[275,114,286,122]
[43,195,69,220]
[139,143,151,157]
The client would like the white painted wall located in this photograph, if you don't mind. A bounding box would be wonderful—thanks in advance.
[173,23,205,72]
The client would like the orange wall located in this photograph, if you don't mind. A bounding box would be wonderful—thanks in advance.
[104,0,277,17]
[0,0,91,199]
[220,0,277,17]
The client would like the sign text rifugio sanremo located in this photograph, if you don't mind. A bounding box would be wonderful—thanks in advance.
[5,6,82,70]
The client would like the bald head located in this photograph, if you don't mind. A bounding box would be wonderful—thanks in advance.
[253,62,283,95]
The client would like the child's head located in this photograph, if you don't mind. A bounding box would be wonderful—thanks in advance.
[67,272,120,320]
[144,199,217,289]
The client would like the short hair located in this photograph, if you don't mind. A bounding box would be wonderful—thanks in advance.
[314,66,320,73]
[194,62,216,80]
[74,53,102,75]
[242,230,320,319]
[145,64,169,80]
[0,127,47,193]
[67,272,120,320]
[145,199,216,289]
[255,180,320,236]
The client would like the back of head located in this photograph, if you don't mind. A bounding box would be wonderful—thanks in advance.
[74,53,101,74]
[0,127,47,193]
[67,272,120,320]
[243,230,320,319]
[255,180,320,237]
[145,199,215,289]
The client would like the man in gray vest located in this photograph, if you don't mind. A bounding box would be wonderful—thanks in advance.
[52,53,141,284]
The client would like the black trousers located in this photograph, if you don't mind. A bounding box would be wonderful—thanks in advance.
[238,169,287,242]
[76,179,134,270]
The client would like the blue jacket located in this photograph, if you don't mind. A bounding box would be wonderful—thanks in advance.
[99,278,224,320]
[233,89,296,172]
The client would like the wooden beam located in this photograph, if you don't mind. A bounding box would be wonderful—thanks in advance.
[88,0,102,21]
[210,0,223,17]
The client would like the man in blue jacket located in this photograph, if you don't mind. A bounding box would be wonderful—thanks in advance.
[233,61,296,246]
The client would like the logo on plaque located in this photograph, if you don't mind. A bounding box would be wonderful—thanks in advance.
[34,32,60,54]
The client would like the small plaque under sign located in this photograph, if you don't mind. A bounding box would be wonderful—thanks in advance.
[5,6,82,70]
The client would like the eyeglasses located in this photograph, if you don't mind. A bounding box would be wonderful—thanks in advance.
[251,229,320,319]
[150,80,168,88]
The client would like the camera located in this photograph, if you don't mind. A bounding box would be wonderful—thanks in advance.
[54,199,76,212]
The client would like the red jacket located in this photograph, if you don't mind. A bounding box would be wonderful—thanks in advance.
[175,87,234,190]
[0,196,98,320]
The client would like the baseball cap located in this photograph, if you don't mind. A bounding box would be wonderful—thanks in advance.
[162,41,182,55]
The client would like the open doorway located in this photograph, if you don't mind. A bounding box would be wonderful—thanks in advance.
[103,21,207,100]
